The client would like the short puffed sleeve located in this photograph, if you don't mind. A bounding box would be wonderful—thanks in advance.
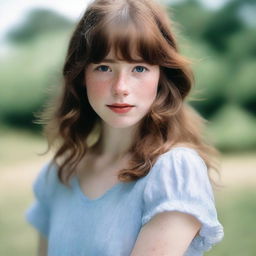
[142,147,224,253]
[25,161,57,238]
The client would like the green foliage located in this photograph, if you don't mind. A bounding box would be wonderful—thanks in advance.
[169,0,213,40]
[228,28,256,61]
[190,54,230,118]
[174,0,256,152]
[7,9,73,43]
[0,30,71,129]
[206,104,256,151]
[225,60,256,114]
[201,2,245,52]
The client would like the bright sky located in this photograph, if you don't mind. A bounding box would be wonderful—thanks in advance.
[0,0,230,43]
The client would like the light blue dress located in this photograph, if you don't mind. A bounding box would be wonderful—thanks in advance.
[25,147,224,256]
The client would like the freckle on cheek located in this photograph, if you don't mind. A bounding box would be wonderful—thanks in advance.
[88,86,105,98]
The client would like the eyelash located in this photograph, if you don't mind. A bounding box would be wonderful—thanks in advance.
[95,65,110,72]
[95,65,149,73]
[133,66,149,72]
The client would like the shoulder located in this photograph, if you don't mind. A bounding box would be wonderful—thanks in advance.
[160,146,204,161]
[144,146,212,201]
[153,146,207,176]
[33,160,59,200]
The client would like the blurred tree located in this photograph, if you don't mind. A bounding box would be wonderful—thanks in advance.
[207,104,256,151]
[169,0,213,40]
[201,1,245,52]
[1,9,74,130]
[225,60,256,115]
[0,32,66,130]
[172,0,256,53]
[200,0,256,52]
[189,57,228,119]
[228,28,256,61]
[6,9,73,43]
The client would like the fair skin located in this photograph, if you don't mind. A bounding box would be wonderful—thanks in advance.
[37,50,201,255]
[85,51,160,130]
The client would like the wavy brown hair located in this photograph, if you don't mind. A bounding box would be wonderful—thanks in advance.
[38,0,222,188]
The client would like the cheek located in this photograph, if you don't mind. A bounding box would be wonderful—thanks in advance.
[87,85,105,99]
[138,74,159,100]
[85,77,108,101]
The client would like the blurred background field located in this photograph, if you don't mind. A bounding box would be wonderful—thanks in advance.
[0,0,256,255]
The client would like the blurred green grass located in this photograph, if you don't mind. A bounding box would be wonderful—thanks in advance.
[1,128,256,255]
[0,191,36,256]
[207,189,256,256]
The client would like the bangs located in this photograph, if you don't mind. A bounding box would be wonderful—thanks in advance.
[86,16,166,65]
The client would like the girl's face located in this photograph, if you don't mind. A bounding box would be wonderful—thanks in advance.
[85,50,160,129]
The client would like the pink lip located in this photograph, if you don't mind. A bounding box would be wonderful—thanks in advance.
[106,103,135,114]
[107,103,134,107]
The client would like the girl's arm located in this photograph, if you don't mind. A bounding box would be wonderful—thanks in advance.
[38,233,48,256]
[130,211,201,256]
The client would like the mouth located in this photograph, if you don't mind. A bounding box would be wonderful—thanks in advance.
[106,103,135,108]
[106,103,135,114]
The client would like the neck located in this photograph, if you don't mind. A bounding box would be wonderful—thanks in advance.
[92,121,139,160]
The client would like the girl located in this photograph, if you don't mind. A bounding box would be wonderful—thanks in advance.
[26,0,224,255]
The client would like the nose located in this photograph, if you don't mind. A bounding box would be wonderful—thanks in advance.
[112,72,129,97]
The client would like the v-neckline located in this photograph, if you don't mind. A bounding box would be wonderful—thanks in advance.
[72,176,123,203]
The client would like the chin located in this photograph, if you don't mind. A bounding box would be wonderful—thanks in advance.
[103,118,141,129]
